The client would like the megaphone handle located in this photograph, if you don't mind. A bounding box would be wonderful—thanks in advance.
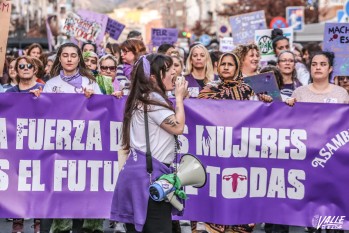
[167,191,183,211]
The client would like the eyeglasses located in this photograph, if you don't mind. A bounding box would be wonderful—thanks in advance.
[100,66,116,72]
[338,76,349,82]
[279,59,295,64]
[121,50,131,55]
[18,64,34,70]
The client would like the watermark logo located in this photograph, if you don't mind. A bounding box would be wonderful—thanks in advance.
[312,215,345,229]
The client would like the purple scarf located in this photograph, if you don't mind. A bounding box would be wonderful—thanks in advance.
[60,70,82,88]
[123,64,133,80]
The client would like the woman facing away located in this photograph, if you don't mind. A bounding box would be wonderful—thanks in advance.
[110,53,188,233]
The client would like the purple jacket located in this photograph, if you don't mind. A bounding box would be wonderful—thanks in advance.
[110,149,175,231]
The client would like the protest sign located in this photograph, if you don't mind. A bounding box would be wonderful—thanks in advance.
[286,6,305,32]
[229,10,267,45]
[323,23,349,80]
[0,0,11,75]
[243,72,282,101]
[219,37,235,52]
[0,94,349,231]
[106,18,125,40]
[255,27,293,63]
[151,28,178,46]
[63,9,108,46]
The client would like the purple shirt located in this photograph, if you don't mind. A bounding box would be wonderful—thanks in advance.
[5,83,45,93]
[184,74,219,98]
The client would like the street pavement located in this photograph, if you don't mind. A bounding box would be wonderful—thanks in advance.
[1,219,348,233]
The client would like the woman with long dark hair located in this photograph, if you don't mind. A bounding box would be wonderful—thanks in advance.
[2,57,18,91]
[276,51,302,97]
[43,43,102,233]
[292,51,348,104]
[110,54,188,233]
[45,43,101,95]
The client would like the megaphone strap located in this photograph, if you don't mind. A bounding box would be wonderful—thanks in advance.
[144,106,153,176]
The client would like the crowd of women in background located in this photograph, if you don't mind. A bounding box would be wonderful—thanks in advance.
[1,27,348,233]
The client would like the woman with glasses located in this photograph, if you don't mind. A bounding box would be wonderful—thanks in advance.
[270,29,310,86]
[4,55,42,233]
[6,56,44,95]
[83,51,113,95]
[116,39,147,95]
[98,54,123,97]
[276,51,302,98]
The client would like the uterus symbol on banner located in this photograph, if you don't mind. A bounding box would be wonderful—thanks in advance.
[223,173,248,192]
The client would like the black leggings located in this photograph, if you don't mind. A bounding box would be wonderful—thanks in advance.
[126,198,172,233]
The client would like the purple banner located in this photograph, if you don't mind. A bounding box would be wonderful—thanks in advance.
[0,93,123,218]
[106,18,125,40]
[151,28,178,46]
[323,23,349,79]
[0,94,349,230]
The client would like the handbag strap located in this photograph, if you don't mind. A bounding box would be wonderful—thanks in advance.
[144,106,153,174]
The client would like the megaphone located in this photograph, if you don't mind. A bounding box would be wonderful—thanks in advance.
[149,154,207,211]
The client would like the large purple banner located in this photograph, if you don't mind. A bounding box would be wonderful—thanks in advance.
[0,94,349,229]
[0,93,123,218]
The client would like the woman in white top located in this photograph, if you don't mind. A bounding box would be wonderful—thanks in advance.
[292,51,349,104]
[42,42,102,233]
[110,53,188,233]
[44,43,101,96]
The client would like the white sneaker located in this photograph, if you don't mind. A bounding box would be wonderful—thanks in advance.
[180,220,191,226]
[114,222,126,233]
[196,222,206,231]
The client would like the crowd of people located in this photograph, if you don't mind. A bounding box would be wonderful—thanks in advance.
[1,27,348,233]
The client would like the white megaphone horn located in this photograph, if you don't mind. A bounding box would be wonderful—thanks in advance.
[167,153,207,211]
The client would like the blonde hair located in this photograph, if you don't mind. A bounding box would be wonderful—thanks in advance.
[185,44,214,84]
